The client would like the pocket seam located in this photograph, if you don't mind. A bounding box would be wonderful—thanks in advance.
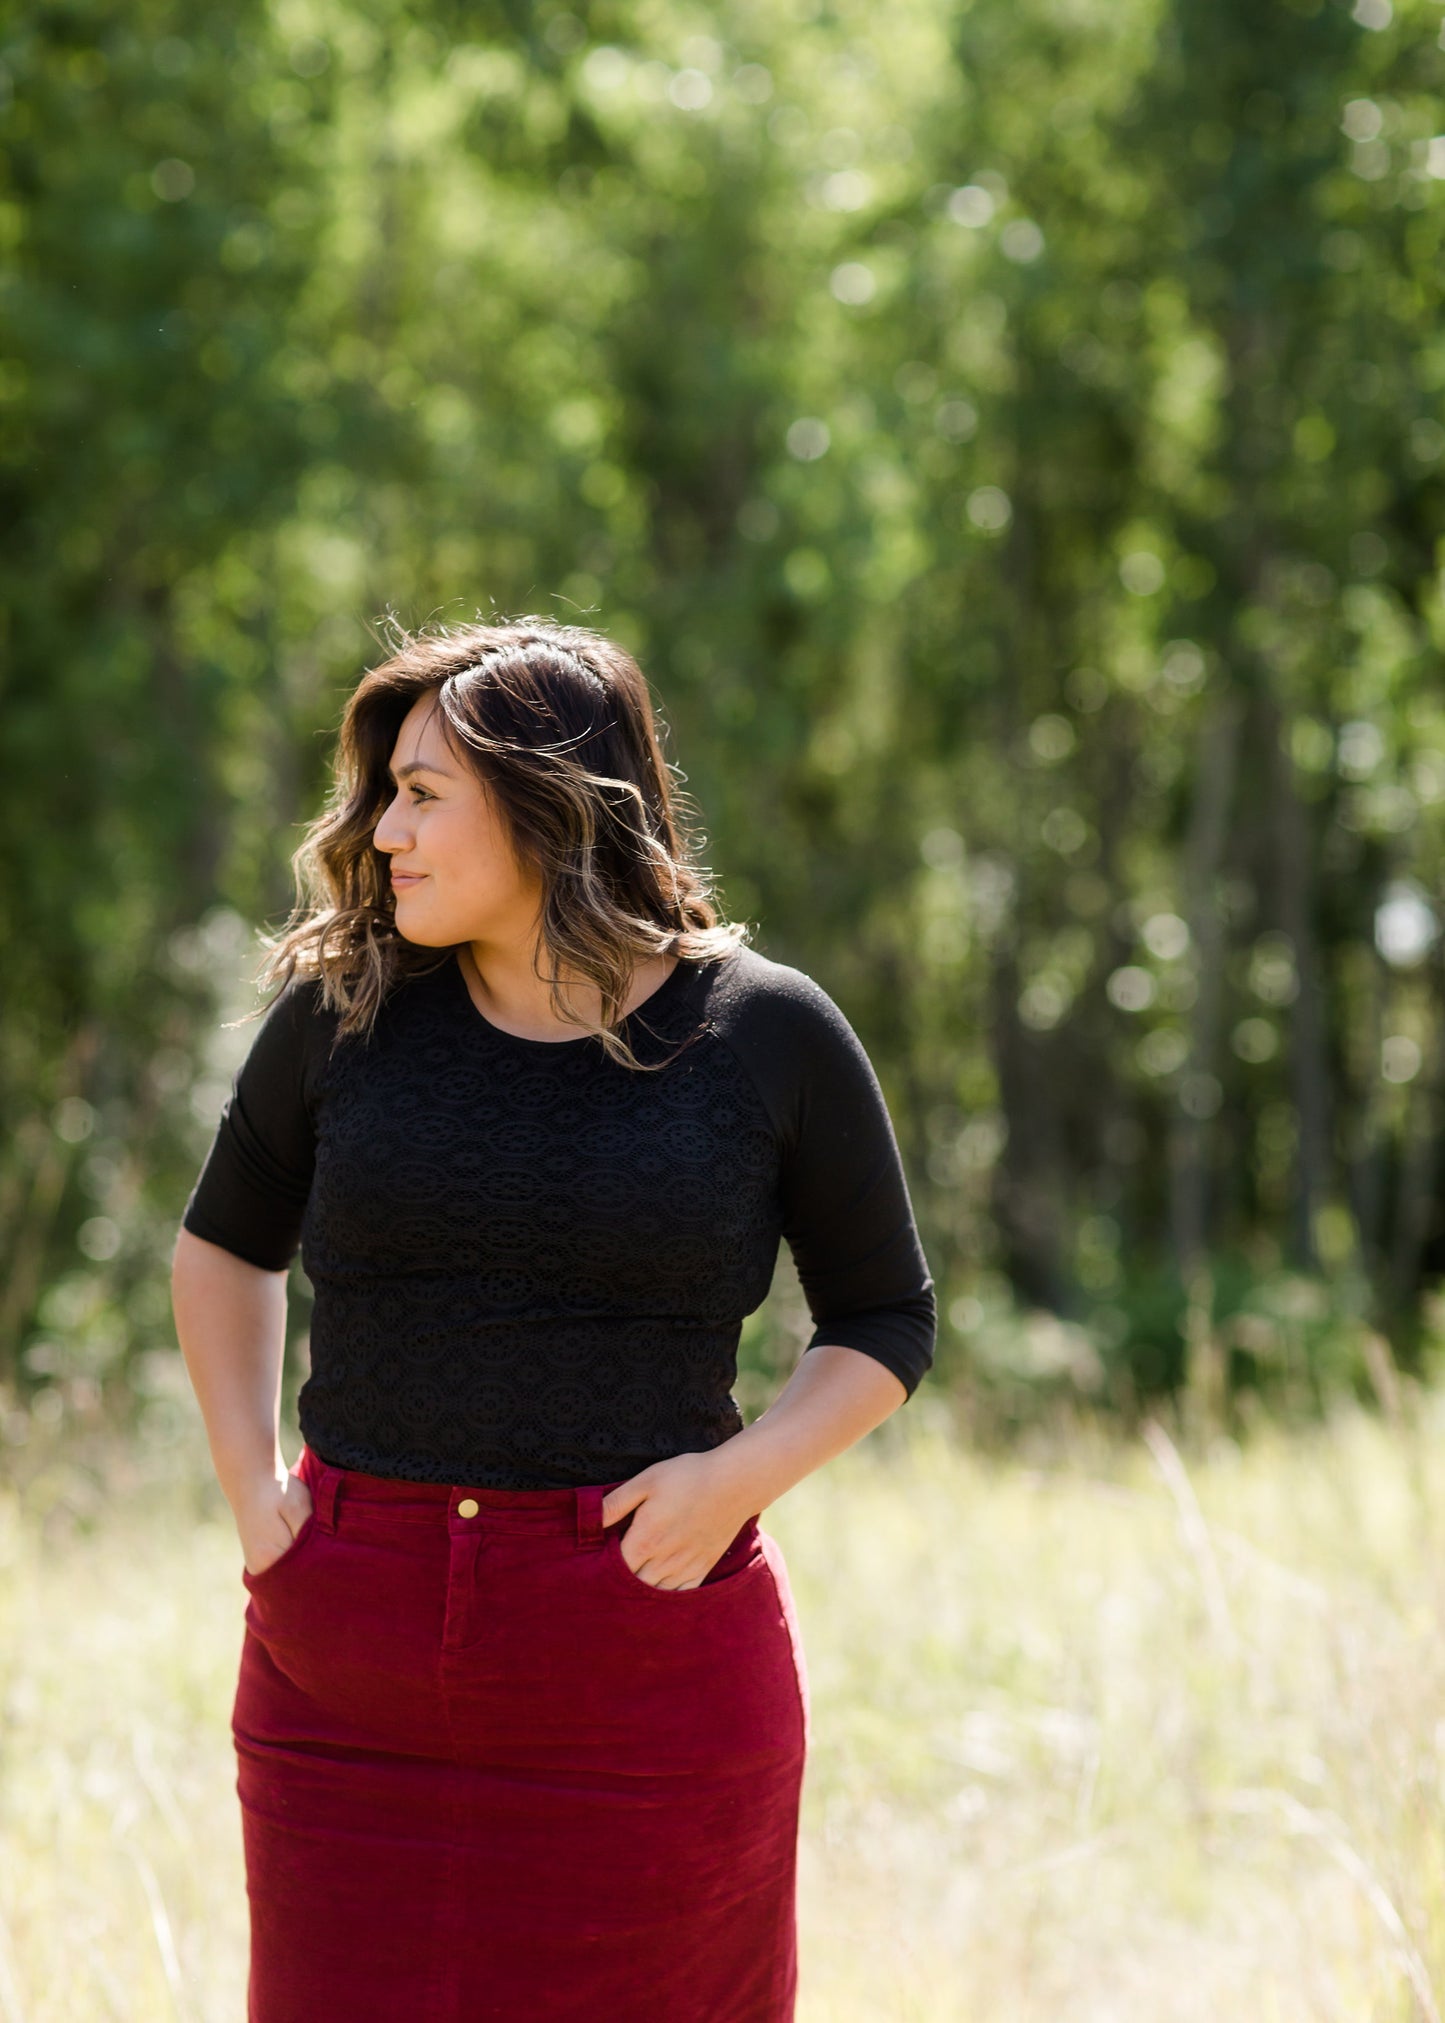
[601,1524,767,1602]
[242,1512,320,1589]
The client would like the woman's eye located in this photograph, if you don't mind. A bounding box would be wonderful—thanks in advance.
[408,785,433,802]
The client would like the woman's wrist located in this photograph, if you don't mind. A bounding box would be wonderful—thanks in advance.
[711,1343,910,1513]
[216,1443,289,1521]
[707,1419,810,1516]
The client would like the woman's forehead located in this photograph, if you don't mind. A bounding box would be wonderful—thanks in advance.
[390,693,454,770]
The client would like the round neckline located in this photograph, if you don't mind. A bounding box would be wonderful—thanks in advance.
[446,949,692,1050]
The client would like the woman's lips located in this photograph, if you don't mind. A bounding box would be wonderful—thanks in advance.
[390,873,427,887]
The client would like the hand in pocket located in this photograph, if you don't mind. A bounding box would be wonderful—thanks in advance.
[237,1468,316,1578]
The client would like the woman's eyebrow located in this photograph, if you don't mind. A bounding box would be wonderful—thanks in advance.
[387,758,456,782]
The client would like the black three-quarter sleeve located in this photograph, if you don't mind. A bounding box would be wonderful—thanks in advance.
[181,978,331,1271]
[717,961,938,1397]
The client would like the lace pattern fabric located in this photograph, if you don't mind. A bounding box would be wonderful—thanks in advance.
[183,946,936,1487]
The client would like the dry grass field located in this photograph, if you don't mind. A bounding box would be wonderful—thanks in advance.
[6,1395,1445,2020]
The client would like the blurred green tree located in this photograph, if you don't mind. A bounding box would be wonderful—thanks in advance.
[7,0,1445,1436]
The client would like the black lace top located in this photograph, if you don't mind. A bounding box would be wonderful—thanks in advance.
[181,944,936,1488]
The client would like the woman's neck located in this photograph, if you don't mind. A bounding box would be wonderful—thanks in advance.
[457,941,679,1041]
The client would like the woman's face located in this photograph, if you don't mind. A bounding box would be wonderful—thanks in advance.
[372,692,541,949]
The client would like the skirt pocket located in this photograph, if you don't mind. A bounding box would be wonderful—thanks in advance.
[241,1511,320,1593]
[600,1517,770,1603]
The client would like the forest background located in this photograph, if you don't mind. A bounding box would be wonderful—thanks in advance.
[8,0,1445,1447]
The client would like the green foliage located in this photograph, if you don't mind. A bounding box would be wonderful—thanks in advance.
[7,0,1445,1430]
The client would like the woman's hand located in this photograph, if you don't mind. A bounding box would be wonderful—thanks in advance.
[234,1467,315,1578]
[599,1348,912,1591]
[600,1451,756,1590]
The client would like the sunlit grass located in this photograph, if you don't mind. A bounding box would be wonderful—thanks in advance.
[6,1398,1445,2019]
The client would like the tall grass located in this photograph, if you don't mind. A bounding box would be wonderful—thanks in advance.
[6,1396,1445,2019]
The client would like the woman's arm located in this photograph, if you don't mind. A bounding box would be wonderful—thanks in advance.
[171,1228,313,1574]
[711,1339,907,1501]
[601,1343,907,1590]
[604,962,935,1589]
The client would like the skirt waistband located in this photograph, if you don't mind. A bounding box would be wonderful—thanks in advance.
[296,1445,629,1541]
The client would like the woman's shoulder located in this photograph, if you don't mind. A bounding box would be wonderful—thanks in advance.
[699,944,863,1055]
[263,953,449,1039]
[255,969,341,1036]
[693,945,887,1148]
[237,970,347,1090]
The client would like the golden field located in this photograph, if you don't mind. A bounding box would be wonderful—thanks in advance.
[5,1397,1445,2020]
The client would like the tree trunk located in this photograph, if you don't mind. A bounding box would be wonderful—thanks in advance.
[1169,689,1245,1277]
[1269,712,1331,1271]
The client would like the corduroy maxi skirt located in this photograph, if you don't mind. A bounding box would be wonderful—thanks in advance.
[232,1444,811,2022]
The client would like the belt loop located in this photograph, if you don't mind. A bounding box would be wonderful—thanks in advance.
[310,1460,342,1534]
[575,1483,606,1548]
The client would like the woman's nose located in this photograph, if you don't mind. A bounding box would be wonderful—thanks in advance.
[373,794,412,855]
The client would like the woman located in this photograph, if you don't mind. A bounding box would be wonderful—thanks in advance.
[170,617,936,2023]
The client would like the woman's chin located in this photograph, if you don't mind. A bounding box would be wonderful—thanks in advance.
[391,909,449,949]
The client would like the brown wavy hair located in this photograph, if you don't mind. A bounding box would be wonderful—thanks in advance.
[255,614,751,1071]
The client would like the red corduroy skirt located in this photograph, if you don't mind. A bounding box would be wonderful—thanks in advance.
[232,1444,810,2022]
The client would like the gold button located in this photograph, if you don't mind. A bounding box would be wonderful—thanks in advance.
[457,1498,480,1519]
